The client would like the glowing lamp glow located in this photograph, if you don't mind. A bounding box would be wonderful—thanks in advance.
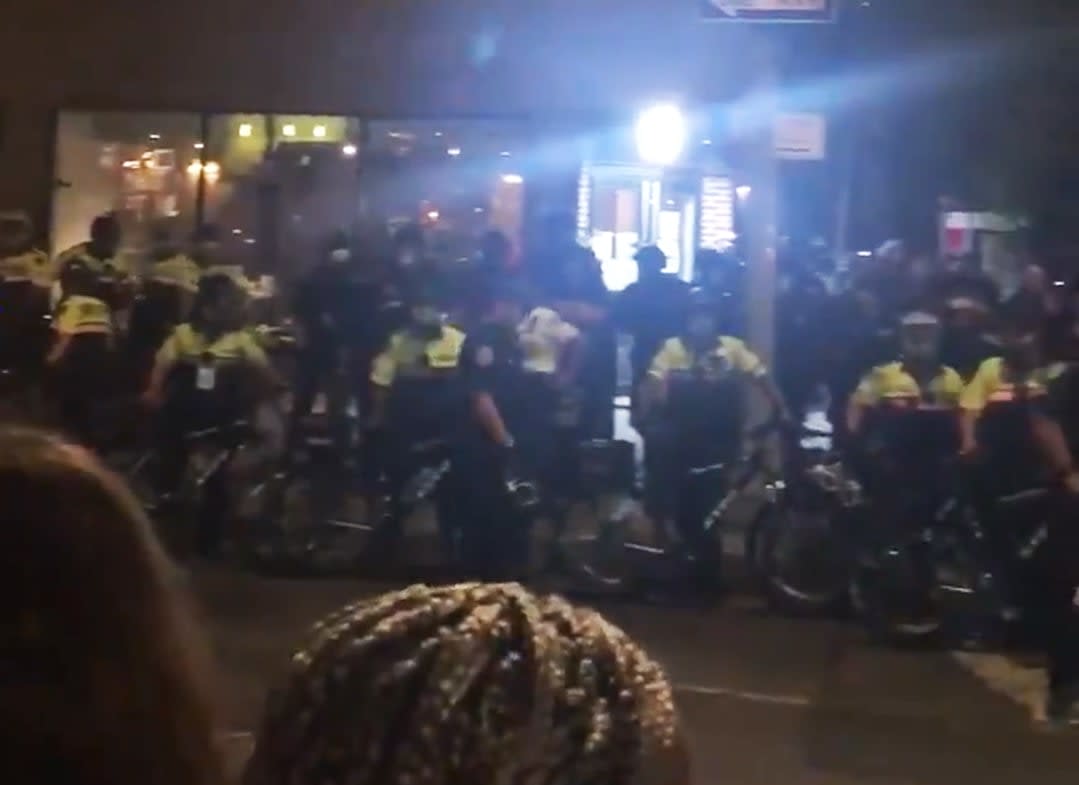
[313,125,327,139]
[342,144,358,157]
[282,124,297,138]
[501,173,524,184]
[735,185,752,201]
[635,103,686,166]
[238,123,253,138]
[447,147,462,157]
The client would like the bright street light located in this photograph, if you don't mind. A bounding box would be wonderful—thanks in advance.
[342,144,358,157]
[635,103,686,166]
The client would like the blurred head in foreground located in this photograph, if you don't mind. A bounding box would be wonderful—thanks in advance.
[0,427,221,785]
[245,582,686,785]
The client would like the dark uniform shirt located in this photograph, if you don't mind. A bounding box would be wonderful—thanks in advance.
[459,321,525,444]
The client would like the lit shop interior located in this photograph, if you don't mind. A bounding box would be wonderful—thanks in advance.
[51,107,735,288]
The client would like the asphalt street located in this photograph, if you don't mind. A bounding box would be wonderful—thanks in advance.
[197,565,1079,785]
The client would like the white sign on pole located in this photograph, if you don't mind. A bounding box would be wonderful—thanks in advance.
[774,113,826,160]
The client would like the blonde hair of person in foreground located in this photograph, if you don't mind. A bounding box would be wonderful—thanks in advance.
[0,426,223,785]
[245,582,687,785]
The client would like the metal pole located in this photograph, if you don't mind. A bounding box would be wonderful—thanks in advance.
[744,33,779,370]
[194,113,209,228]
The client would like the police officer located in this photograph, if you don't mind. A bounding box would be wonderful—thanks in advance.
[846,308,964,436]
[143,274,278,555]
[54,213,129,313]
[129,224,201,387]
[368,280,466,559]
[1032,354,1079,724]
[639,288,790,594]
[46,260,115,447]
[0,210,51,376]
[450,278,530,579]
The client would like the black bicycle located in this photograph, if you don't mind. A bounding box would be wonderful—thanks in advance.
[121,418,266,557]
[850,458,1052,648]
[748,427,865,616]
[249,435,455,575]
[557,418,798,598]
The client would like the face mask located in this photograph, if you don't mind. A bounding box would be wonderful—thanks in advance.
[329,248,351,263]
[902,334,939,361]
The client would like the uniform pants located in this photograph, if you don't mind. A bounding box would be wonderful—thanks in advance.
[286,348,348,457]
[448,441,522,581]
[52,347,113,449]
[370,431,455,560]
[643,423,732,589]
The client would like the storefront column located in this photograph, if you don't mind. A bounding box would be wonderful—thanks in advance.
[0,103,56,247]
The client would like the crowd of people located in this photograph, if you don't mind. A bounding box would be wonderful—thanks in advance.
[5,207,1079,723]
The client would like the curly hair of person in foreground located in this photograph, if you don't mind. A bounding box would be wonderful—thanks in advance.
[245,582,686,785]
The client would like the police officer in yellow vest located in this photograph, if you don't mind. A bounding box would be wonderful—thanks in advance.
[640,288,790,593]
[0,210,52,374]
[190,223,257,299]
[143,274,279,553]
[54,214,131,313]
[960,308,1066,459]
[45,260,114,447]
[130,224,201,385]
[368,280,465,558]
[846,308,964,501]
[847,309,965,436]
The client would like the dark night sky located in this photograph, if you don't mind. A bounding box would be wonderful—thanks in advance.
[784,0,1079,250]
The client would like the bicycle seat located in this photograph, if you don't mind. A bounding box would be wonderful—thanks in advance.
[409,438,447,456]
[183,419,253,445]
[995,487,1048,509]
[688,460,728,477]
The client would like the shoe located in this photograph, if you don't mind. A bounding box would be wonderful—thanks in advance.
[1045,688,1079,728]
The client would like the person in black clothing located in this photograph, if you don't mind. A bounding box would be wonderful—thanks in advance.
[940,297,998,382]
[452,229,516,330]
[821,277,897,446]
[1026,364,1079,726]
[286,231,355,459]
[694,248,746,336]
[449,278,529,580]
[545,245,615,438]
[776,265,830,424]
[612,245,690,408]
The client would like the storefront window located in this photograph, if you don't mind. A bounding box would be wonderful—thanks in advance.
[203,114,363,278]
[52,111,201,258]
[363,120,535,264]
